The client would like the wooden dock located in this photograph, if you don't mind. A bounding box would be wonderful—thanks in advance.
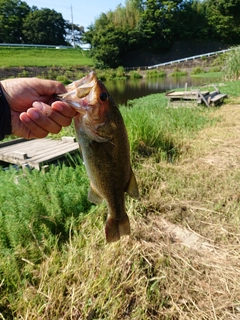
[0,137,80,170]
[166,85,227,107]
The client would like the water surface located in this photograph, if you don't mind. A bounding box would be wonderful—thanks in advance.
[104,75,222,105]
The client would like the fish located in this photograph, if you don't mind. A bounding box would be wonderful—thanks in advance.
[59,71,139,242]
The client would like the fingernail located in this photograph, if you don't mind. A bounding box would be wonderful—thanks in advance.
[32,101,43,111]
[20,112,30,122]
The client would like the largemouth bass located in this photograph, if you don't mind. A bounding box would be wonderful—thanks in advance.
[60,72,139,242]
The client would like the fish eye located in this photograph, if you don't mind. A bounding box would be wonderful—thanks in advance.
[100,92,108,101]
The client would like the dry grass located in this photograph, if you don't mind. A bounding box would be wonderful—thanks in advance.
[3,102,240,320]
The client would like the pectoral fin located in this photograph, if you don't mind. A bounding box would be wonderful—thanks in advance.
[88,184,103,205]
[126,169,139,199]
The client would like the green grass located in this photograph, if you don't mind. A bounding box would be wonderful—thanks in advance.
[192,71,223,78]
[0,47,94,67]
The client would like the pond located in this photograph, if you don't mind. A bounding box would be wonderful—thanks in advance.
[104,74,223,105]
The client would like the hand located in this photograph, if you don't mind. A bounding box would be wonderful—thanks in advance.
[1,78,77,139]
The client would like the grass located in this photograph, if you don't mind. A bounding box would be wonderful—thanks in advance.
[1,78,240,319]
[0,47,94,67]
[223,46,240,80]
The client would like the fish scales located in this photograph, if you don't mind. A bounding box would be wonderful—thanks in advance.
[59,71,139,242]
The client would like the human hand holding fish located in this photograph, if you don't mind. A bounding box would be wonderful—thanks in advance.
[0,77,77,139]
[59,72,139,243]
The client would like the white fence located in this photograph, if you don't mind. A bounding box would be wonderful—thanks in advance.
[0,43,72,49]
[147,49,230,69]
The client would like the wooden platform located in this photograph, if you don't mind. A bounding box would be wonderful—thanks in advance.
[166,86,227,107]
[0,137,80,170]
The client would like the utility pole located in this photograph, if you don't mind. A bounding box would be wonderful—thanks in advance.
[71,5,76,48]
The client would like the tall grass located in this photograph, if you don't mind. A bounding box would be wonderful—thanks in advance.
[122,93,216,162]
[223,46,240,80]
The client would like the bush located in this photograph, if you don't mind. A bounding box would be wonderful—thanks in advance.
[170,67,187,77]
[146,69,166,78]
[191,67,205,75]
[128,70,143,79]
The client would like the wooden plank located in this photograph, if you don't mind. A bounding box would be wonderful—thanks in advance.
[30,144,79,162]
[0,137,79,170]
[210,93,227,102]
[210,93,227,106]
[197,89,210,107]
[0,138,28,148]
[166,91,209,97]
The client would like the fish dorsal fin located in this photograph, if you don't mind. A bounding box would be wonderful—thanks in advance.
[126,169,139,199]
[88,184,104,205]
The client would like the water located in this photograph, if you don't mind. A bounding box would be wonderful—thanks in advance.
[104,75,222,105]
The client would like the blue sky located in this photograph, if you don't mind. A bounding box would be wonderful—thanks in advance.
[25,0,126,31]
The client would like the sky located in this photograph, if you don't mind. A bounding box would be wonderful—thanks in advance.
[25,0,126,31]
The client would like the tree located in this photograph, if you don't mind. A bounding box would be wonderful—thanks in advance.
[83,0,143,67]
[0,0,30,42]
[22,8,66,45]
[65,22,84,47]
[85,14,128,68]
[204,0,240,43]
[173,0,210,40]
[137,0,183,53]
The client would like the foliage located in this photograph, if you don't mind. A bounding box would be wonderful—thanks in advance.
[22,8,66,45]
[83,0,240,68]
[91,23,128,68]
[65,22,84,47]
[170,67,187,77]
[146,69,166,78]
[128,70,143,79]
[0,0,85,46]
[204,0,240,42]
[137,0,183,52]
[0,0,30,43]
[191,66,205,75]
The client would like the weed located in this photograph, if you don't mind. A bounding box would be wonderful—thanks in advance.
[170,67,187,77]
[146,69,166,78]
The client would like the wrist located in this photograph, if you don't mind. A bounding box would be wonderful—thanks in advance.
[0,82,12,140]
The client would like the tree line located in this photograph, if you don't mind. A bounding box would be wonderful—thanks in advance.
[0,0,83,45]
[1,0,240,68]
[83,0,240,68]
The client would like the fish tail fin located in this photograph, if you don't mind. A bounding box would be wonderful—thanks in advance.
[105,214,130,243]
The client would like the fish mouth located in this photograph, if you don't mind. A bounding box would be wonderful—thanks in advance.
[57,71,97,111]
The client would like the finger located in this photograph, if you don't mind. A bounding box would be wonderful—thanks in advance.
[32,101,73,127]
[26,106,62,135]
[51,101,78,118]
[33,78,67,96]
[19,112,49,139]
